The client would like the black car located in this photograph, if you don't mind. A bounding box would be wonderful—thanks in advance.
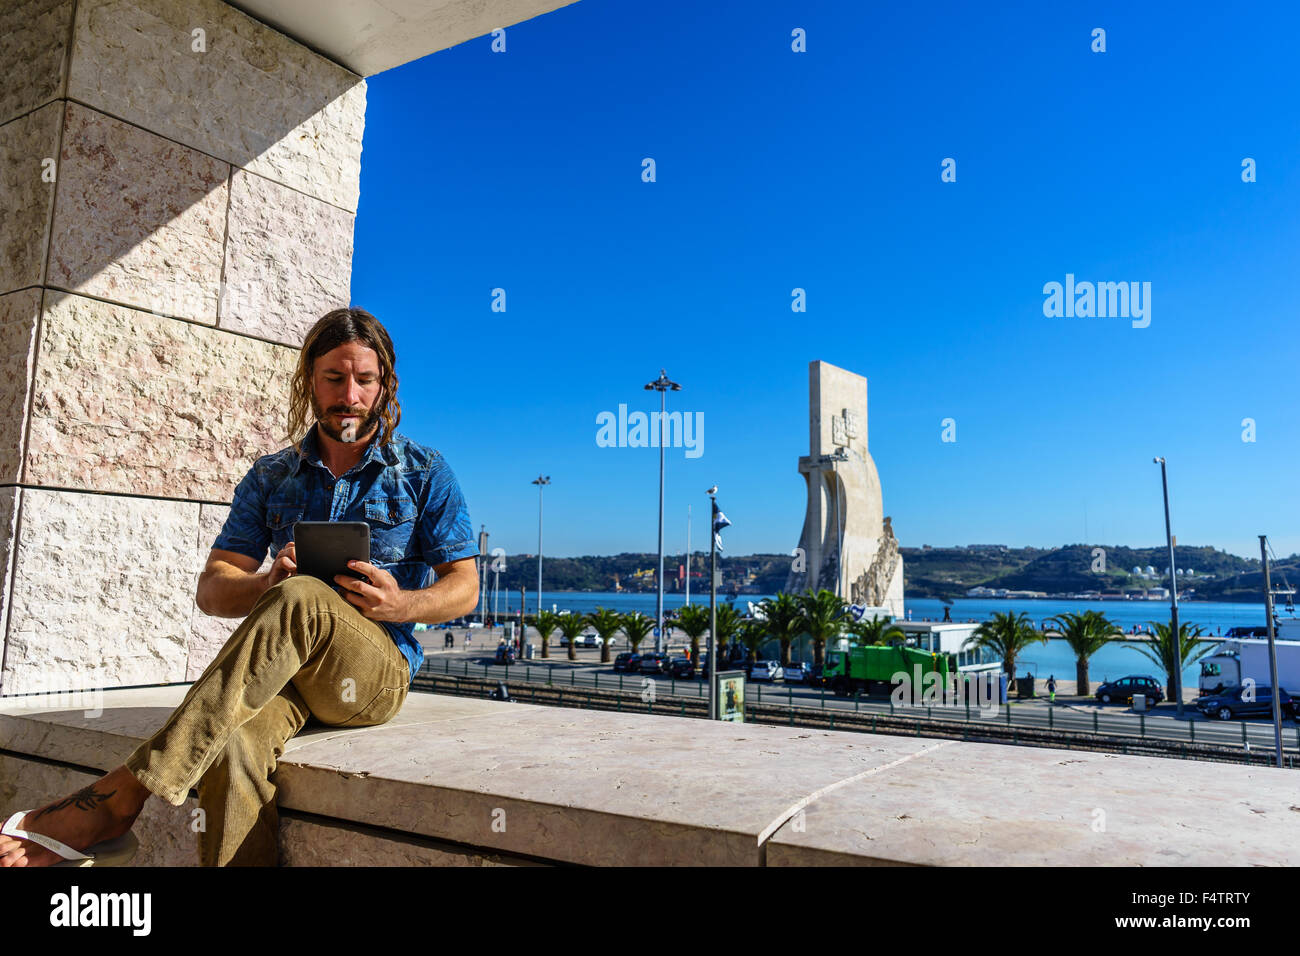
[1095,676,1164,706]
[806,663,827,689]
[669,656,696,679]
[638,652,672,675]
[613,652,635,672]
[1196,685,1295,721]
[624,653,644,674]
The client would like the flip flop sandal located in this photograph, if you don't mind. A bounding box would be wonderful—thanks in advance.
[2,810,139,867]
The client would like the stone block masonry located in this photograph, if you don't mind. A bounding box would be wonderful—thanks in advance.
[0,0,363,695]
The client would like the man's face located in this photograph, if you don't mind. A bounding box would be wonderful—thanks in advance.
[309,340,384,445]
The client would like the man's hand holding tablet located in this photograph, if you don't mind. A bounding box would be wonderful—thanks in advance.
[287,521,410,623]
[332,559,410,623]
[268,541,297,587]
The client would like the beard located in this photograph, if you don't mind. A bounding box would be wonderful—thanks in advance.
[311,392,381,444]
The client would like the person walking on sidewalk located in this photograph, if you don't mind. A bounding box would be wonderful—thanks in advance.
[1,308,480,868]
[1047,675,1057,703]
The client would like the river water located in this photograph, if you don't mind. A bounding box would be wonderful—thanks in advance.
[485,591,1287,686]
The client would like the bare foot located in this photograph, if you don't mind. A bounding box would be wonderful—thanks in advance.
[0,766,151,867]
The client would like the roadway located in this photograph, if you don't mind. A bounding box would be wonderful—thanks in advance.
[416,645,1300,756]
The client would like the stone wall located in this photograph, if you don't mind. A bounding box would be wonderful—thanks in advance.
[0,0,366,694]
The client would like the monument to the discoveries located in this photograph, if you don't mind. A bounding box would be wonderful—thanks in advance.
[786,361,904,618]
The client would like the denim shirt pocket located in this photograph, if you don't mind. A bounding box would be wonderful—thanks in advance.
[364,495,418,564]
[266,498,306,556]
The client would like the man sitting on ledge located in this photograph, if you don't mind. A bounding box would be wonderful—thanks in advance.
[0,307,479,867]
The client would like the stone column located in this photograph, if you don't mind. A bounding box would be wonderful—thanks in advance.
[0,0,365,694]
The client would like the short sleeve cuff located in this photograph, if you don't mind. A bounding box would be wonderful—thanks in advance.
[426,541,479,567]
[211,535,268,564]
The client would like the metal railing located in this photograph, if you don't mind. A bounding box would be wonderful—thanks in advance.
[417,658,1300,760]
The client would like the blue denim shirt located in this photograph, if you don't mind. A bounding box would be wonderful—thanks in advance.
[211,423,478,683]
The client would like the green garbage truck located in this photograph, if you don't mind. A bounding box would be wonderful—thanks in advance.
[823,642,957,698]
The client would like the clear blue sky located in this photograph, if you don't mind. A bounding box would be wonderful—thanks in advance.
[350,0,1300,561]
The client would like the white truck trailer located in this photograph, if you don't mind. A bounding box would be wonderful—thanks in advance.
[1199,637,1300,695]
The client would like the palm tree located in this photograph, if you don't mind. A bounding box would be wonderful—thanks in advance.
[675,604,711,664]
[758,592,804,666]
[620,611,655,654]
[738,619,768,670]
[557,611,586,661]
[711,604,744,667]
[587,607,623,664]
[1131,620,1214,702]
[533,610,561,660]
[798,588,847,667]
[847,614,905,647]
[966,611,1046,680]
[1048,610,1116,695]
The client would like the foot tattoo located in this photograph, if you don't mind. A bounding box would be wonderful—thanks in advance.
[34,785,116,817]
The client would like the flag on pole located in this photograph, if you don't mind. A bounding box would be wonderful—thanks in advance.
[712,501,731,552]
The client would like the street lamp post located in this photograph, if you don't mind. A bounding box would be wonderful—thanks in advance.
[685,505,691,607]
[477,525,489,625]
[645,369,682,653]
[707,485,718,721]
[1154,457,1184,718]
[532,476,550,617]
[1260,535,1283,768]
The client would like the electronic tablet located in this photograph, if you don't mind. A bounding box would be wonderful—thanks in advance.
[293,521,370,586]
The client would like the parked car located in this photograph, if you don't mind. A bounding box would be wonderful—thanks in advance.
[558,631,601,648]
[1095,676,1165,706]
[613,652,635,672]
[749,660,785,683]
[806,663,827,688]
[783,661,811,684]
[638,652,672,675]
[670,657,697,679]
[1196,685,1295,721]
[494,643,516,665]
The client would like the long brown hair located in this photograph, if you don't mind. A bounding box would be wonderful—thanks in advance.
[287,308,401,455]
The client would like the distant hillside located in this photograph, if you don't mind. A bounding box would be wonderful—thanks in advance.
[484,551,791,595]
[901,545,1292,603]
[475,545,1296,604]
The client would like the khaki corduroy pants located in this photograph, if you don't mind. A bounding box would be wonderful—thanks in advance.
[124,574,410,866]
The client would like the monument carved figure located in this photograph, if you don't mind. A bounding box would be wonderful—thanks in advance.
[850,516,900,608]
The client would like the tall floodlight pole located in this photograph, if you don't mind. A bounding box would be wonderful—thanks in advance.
[707,486,718,720]
[685,505,692,606]
[477,525,489,625]
[645,369,682,653]
[492,564,500,626]
[1261,536,1283,768]
[1154,457,1183,718]
[531,476,550,617]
